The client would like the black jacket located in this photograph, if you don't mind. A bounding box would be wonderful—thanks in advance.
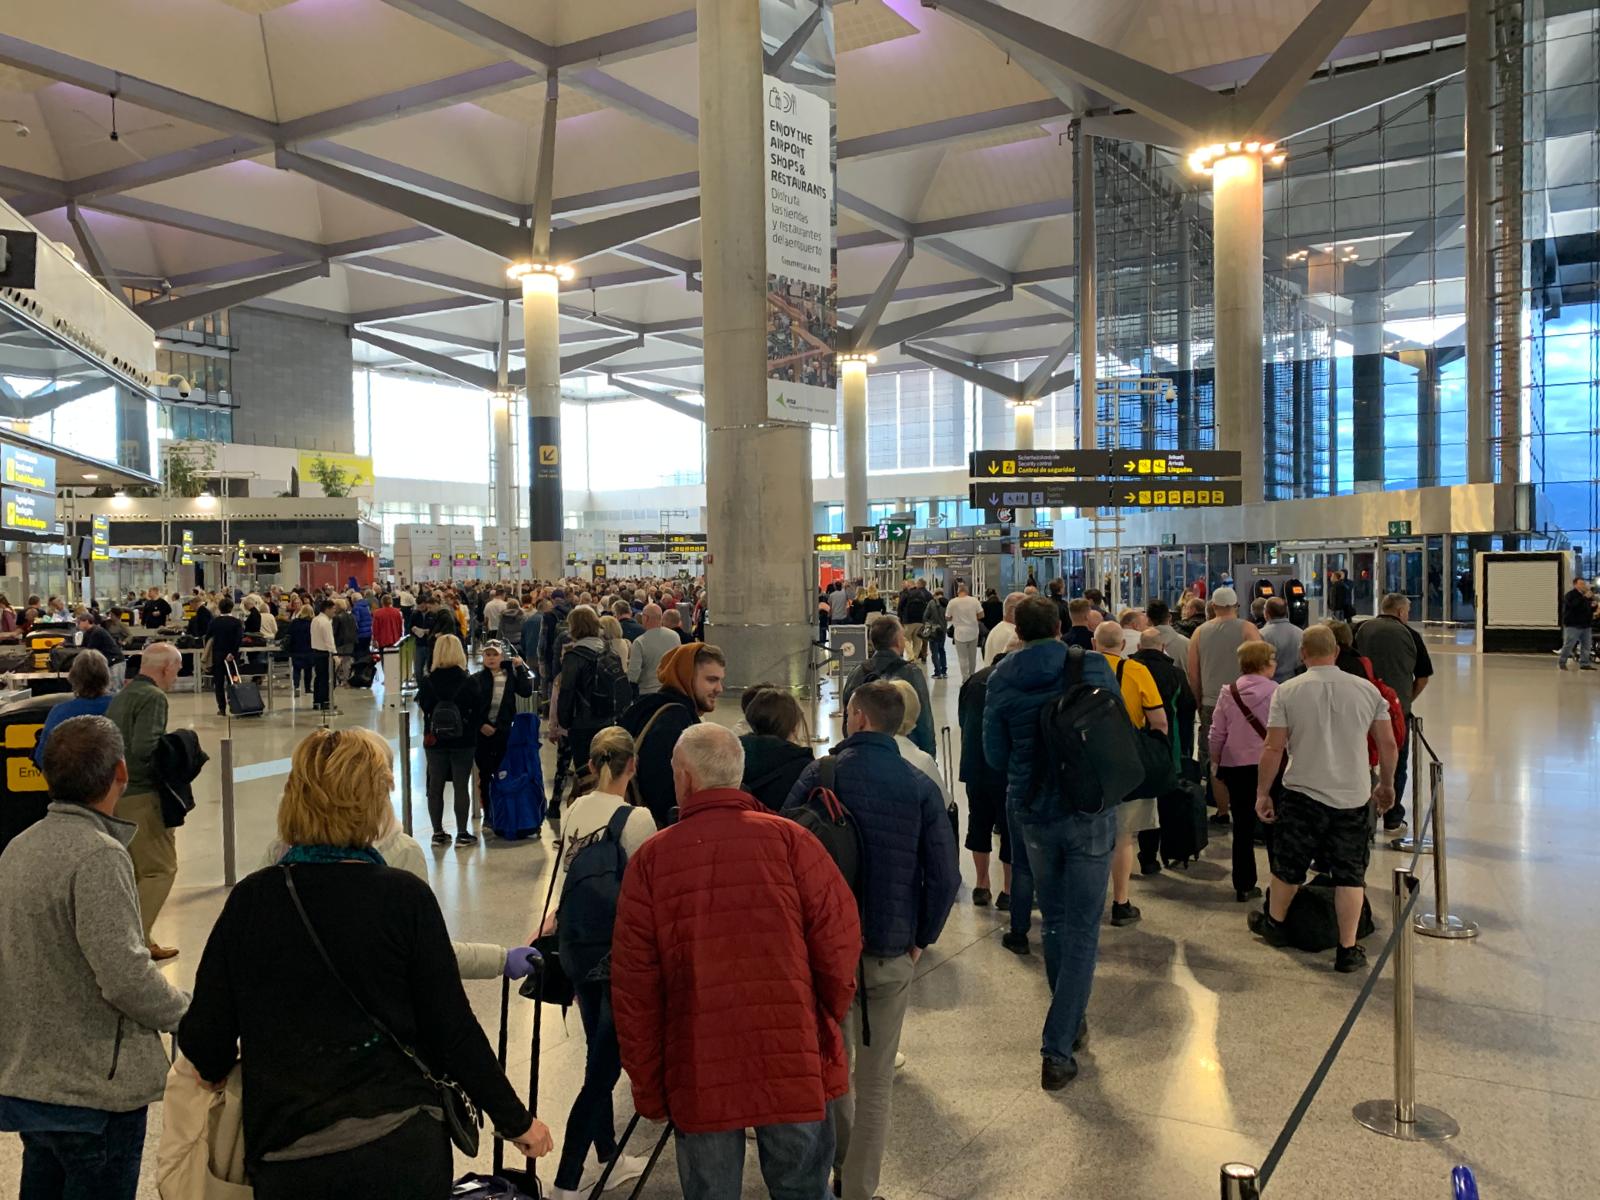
[1131,647,1197,760]
[957,659,1008,795]
[79,624,124,666]
[471,661,533,733]
[739,734,814,812]
[208,614,245,665]
[619,687,700,826]
[417,665,481,750]
[178,862,529,1168]
[154,728,209,828]
[1562,587,1595,628]
[186,606,212,639]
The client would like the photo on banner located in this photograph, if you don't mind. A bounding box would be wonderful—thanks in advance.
[763,2,836,427]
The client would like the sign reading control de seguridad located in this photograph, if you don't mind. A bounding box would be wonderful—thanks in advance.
[1,487,53,535]
[2,444,55,493]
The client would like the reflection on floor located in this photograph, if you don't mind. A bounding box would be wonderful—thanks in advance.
[3,638,1596,1199]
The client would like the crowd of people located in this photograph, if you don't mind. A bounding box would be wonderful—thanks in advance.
[0,561,1438,1200]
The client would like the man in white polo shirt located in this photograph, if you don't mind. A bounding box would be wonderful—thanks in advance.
[1247,623,1398,973]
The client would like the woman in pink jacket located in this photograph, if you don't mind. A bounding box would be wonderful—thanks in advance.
[1207,640,1279,902]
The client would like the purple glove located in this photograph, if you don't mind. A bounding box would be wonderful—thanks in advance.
[503,945,542,980]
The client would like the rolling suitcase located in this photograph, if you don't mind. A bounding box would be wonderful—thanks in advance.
[348,655,377,689]
[581,1113,675,1200]
[224,658,265,717]
[939,725,960,850]
[452,967,549,1199]
[1156,779,1208,867]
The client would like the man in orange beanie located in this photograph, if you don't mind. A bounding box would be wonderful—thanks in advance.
[619,641,727,825]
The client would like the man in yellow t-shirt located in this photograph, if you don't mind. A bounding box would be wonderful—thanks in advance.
[1093,621,1169,927]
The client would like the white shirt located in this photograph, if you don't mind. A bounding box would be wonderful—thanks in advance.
[946,595,983,642]
[1121,628,1142,657]
[983,620,1016,660]
[1154,623,1190,664]
[310,612,336,653]
[895,735,949,805]
[397,590,416,607]
[484,598,506,633]
[553,790,656,900]
[1268,665,1389,810]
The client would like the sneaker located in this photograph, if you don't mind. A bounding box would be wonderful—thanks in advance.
[1248,909,1290,947]
[431,831,451,846]
[550,1189,583,1200]
[894,1051,907,1071]
[1110,901,1141,927]
[1139,856,1163,876]
[1558,660,1570,670]
[1041,1054,1078,1091]
[1236,886,1263,902]
[1000,931,1031,956]
[454,833,476,848]
[972,886,992,907]
[1335,943,1368,973]
[1383,814,1408,834]
[148,943,180,961]
[995,891,1011,911]
[600,1154,650,1191]
[1583,664,1597,672]
[1209,812,1232,828]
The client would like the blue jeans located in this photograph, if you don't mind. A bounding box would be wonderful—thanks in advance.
[19,1105,146,1200]
[1022,809,1117,1063]
[1005,800,1033,938]
[675,1118,834,1200]
[1558,625,1592,667]
[929,633,947,675]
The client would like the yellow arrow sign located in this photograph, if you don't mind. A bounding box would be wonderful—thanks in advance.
[987,461,999,474]
[1123,493,1136,503]
[1123,460,1136,471]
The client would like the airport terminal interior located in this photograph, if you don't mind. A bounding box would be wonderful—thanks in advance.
[1,0,1599,1197]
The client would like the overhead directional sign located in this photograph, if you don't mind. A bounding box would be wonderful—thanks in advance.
[1019,529,1055,556]
[1108,449,1242,477]
[970,481,1114,510]
[1112,481,1243,507]
[970,448,1243,479]
[814,532,857,552]
[972,480,1244,511]
[970,450,1110,478]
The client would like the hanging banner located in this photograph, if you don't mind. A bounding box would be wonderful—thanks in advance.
[762,9,836,428]
[528,414,562,543]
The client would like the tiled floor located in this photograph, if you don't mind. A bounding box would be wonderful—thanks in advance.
[2,638,1594,1199]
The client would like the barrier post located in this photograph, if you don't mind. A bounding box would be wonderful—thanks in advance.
[1219,1163,1261,1200]
[399,708,414,836]
[1353,867,1460,1141]
[1415,758,1478,939]
[1389,715,1433,853]
[806,654,832,743]
[220,737,237,887]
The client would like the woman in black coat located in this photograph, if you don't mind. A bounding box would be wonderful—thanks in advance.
[737,686,814,812]
[470,641,534,819]
[417,635,484,847]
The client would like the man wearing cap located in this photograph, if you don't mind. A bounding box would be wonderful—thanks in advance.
[1186,586,1262,827]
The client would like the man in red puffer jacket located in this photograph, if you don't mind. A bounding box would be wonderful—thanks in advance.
[612,723,861,1200]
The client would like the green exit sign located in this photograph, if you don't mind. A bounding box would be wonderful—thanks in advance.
[1388,520,1413,537]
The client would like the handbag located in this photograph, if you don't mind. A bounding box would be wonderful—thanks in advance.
[280,865,483,1156]
[1116,660,1178,798]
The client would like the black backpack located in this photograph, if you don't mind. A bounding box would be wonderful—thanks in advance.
[557,806,634,984]
[573,645,632,724]
[1027,648,1145,819]
[429,676,466,741]
[790,757,876,1044]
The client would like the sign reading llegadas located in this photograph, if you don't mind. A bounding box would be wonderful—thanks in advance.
[2,487,54,534]
[2,445,55,493]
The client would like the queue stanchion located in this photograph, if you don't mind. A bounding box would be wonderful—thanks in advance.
[1390,716,1433,853]
[1219,1163,1261,1200]
[1414,759,1479,939]
[398,706,414,836]
[806,653,831,744]
[220,736,238,887]
[1353,866,1460,1141]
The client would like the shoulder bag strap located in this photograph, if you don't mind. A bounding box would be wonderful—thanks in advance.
[1115,658,1125,684]
[279,865,443,1085]
[1230,681,1269,740]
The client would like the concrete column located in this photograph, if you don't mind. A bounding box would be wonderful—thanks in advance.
[841,357,868,532]
[1212,152,1266,505]
[491,300,516,539]
[429,503,443,523]
[1076,125,1097,452]
[1176,206,1194,448]
[1465,0,1494,483]
[1013,402,1036,528]
[522,269,564,581]
[1350,289,1385,488]
[279,544,303,591]
[698,0,815,687]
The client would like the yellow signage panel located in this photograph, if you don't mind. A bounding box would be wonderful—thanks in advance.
[539,445,559,466]
[3,722,42,750]
[297,451,374,491]
[7,754,46,792]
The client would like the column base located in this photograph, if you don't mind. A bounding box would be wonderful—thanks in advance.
[704,620,818,691]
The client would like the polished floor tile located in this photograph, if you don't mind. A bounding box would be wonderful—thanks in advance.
[2,639,1594,1198]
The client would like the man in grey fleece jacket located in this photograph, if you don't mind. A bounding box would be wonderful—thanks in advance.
[0,715,189,1199]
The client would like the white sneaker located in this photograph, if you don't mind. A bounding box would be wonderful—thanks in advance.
[894,1050,907,1071]
[603,1154,650,1191]
[550,1190,583,1200]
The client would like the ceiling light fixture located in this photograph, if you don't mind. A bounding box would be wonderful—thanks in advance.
[507,262,575,283]
[1186,141,1289,176]
[836,352,877,365]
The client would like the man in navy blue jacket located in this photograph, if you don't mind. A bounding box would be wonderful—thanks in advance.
[785,681,957,1200]
[983,595,1120,1092]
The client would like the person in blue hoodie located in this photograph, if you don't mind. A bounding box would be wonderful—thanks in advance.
[982,594,1120,1093]
[784,680,957,1200]
[350,589,374,663]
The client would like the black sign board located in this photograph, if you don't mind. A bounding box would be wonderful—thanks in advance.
[969,481,1113,510]
[814,532,856,552]
[970,450,1110,479]
[529,415,562,543]
[1106,449,1242,477]
[618,532,708,555]
[976,479,1243,513]
[1,487,54,535]
[1018,529,1055,554]
[0,230,38,289]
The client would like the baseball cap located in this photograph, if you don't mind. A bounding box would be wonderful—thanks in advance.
[1212,586,1239,607]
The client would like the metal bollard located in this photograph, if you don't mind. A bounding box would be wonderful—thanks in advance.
[1390,716,1433,853]
[1415,758,1478,939]
[220,738,237,887]
[1353,867,1460,1141]
[1219,1162,1261,1200]
[398,709,414,836]
[806,656,831,743]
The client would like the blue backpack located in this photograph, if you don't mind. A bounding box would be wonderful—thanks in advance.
[490,712,546,840]
[557,805,634,984]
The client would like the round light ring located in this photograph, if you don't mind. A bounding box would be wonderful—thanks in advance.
[836,352,877,365]
[1186,141,1289,174]
[506,262,576,283]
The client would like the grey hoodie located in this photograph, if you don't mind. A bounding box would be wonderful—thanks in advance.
[0,803,189,1111]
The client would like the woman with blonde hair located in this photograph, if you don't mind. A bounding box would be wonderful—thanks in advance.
[180,728,552,1199]
[887,678,947,803]
[597,613,630,675]
[418,633,484,847]
[541,726,654,1200]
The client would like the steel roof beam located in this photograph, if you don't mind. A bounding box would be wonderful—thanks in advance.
[377,0,553,67]
[869,287,1013,349]
[1020,334,1075,401]
[354,328,497,388]
[838,98,1069,161]
[899,343,1021,400]
[607,375,706,421]
[1233,0,1380,136]
[566,69,699,138]
[84,194,326,259]
[341,257,513,302]
[550,197,700,265]
[844,241,915,353]
[765,3,825,76]
[295,141,528,220]
[136,261,330,330]
[348,295,494,323]
[278,61,535,142]
[504,335,647,385]
[64,203,123,295]
[554,11,698,68]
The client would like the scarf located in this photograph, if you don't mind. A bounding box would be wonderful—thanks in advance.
[278,844,387,867]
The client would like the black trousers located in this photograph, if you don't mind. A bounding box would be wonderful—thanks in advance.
[212,656,230,714]
[251,1110,451,1200]
[312,653,330,709]
[1218,763,1268,893]
[426,745,475,834]
[554,981,624,1191]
